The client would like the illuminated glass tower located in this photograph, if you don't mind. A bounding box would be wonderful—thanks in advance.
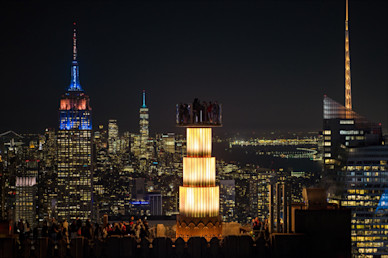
[15,177,37,227]
[322,2,386,255]
[220,180,236,222]
[176,100,223,241]
[139,90,151,159]
[57,23,92,221]
[108,119,118,155]
[342,146,388,256]
[322,1,382,197]
[323,96,382,181]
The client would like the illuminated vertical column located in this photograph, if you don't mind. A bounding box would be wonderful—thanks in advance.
[345,0,352,118]
[186,128,212,157]
[179,128,219,218]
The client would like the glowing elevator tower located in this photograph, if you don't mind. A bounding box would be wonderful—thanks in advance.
[345,0,352,118]
[57,23,92,220]
[176,101,223,241]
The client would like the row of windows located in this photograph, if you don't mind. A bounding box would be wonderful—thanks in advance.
[346,178,388,183]
[343,201,379,207]
[352,235,388,241]
[347,166,387,171]
[352,229,388,235]
[340,130,364,135]
[347,171,388,176]
[346,194,380,200]
[356,242,384,248]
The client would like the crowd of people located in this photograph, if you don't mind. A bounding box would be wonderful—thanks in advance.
[103,217,150,239]
[177,98,221,125]
[12,216,151,249]
[12,216,273,249]
[251,217,270,240]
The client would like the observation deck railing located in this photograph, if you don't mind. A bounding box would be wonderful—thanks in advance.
[176,102,222,127]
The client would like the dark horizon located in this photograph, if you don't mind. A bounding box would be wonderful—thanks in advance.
[1,0,387,135]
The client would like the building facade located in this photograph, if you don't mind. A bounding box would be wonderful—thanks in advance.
[220,179,236,222]
[108,119,119,155]
[322,2,386,256]
[15,177,37,227]
[342,146,388,256]
[139,90,152,160]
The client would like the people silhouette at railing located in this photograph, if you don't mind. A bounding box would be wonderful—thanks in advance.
[193,98,201,123]
[207,101,213,123]
[177,98,221,125]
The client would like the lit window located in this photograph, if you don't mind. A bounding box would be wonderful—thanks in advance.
[340,120,355,125]
[323,130,331,135]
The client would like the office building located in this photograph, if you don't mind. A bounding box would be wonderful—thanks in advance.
[108,119,119,155]
[15,177,37,227]
[220,180,236,222]
[149,192,163,216]
[322,2,386,255]
[139,90,152,160]
[322,0,382,198]
[57,24,92,220]
[342,146,388,256]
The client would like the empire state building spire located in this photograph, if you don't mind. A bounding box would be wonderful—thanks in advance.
[68,22,83,91]
[345,0,352,117]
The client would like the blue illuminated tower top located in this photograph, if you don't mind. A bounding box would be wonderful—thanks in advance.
[59,23,91,131]
[68,22,83,92]
[142,90,147,108]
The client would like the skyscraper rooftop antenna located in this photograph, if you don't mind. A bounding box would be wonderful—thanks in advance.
[68,22,83,91]
[345,0,352,117]
[142,90,146,108]
[73,22,77,61]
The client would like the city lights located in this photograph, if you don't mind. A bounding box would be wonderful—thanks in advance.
[1,0,387,257]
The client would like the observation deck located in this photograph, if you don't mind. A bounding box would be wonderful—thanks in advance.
[176,100,222,127]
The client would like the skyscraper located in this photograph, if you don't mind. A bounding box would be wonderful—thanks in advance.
[322,0,382,197]
[342,146,388,256]
[108,119,119,155]
[220,180,236,222]
[322,1,386,255]
[323,96,382,192]
[139,90,151,160]
[15,177,37,227]
[57,23,92,221]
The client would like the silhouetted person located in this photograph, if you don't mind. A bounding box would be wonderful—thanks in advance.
[213,101,220,123]
[70,220,77,239]
[41,220,49,237]
[83,219,93,239]
[193,98,200,122]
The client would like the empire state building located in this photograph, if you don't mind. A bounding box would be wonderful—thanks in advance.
[57,23,92,220]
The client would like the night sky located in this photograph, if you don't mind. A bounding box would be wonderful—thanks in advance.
[1,0,387,135]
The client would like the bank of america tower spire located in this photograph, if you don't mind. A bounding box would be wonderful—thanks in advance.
[57,22,93,221]
[345,0,352,117]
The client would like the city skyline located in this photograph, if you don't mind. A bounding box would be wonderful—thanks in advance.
[1,1,387,135]
[2,1,388,256]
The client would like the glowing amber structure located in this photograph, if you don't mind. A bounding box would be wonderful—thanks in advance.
[344,0,352,118]
[177,127,222,241]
